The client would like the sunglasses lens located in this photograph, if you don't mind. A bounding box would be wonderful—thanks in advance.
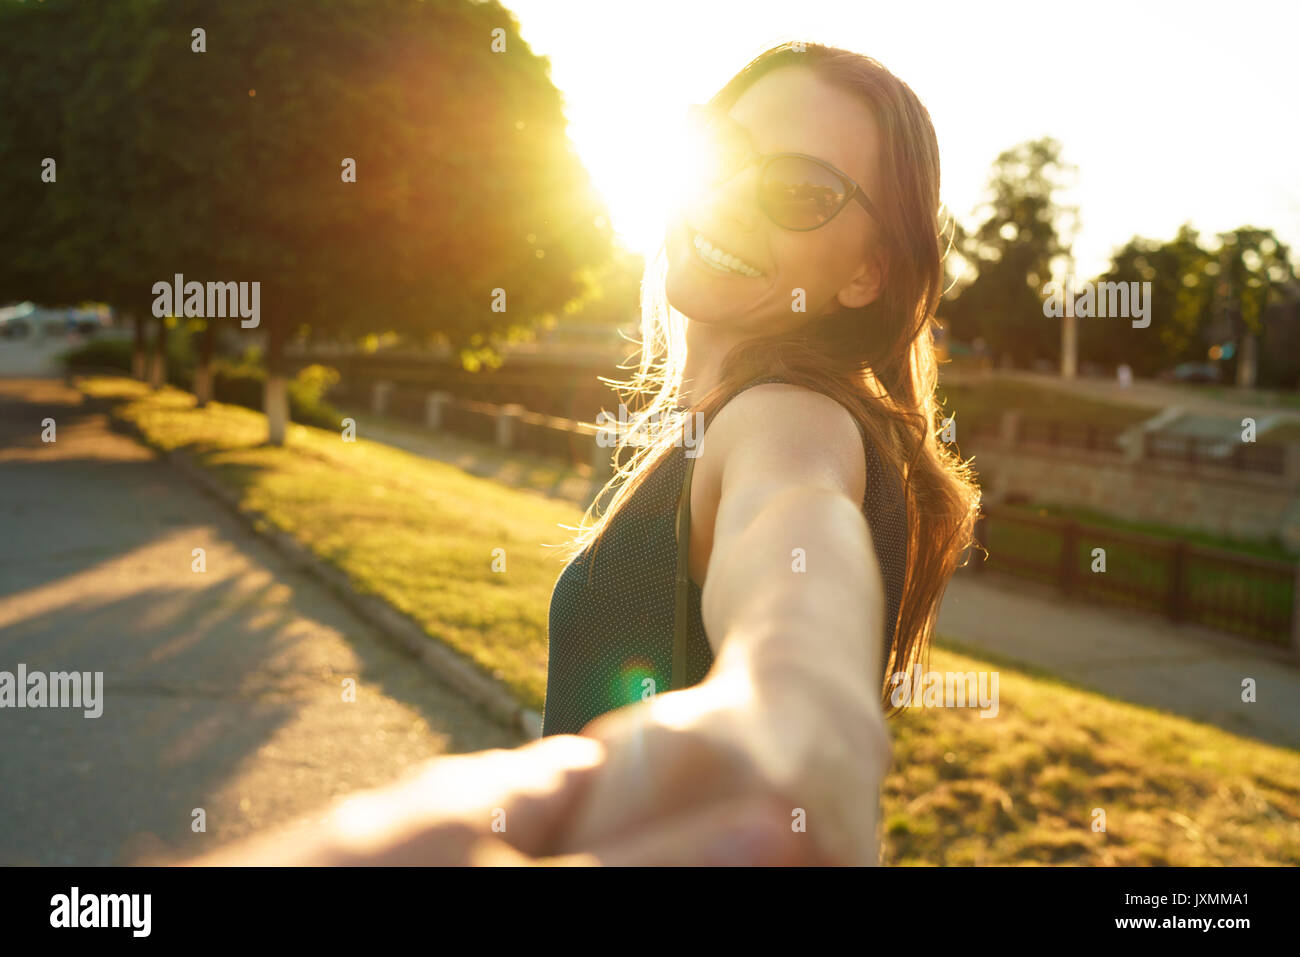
[760,155,850,229]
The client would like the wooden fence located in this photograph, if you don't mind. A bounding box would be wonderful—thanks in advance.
[972,506,1299,648]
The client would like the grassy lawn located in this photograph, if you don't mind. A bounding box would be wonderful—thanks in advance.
[79,375,1300,864]
[1000,502,1298,561]
[886,644,1299,865]
[936,379,1159,436]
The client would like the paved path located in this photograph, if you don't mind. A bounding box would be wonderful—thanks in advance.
[0,378,522,865]
[938,572,1300,751]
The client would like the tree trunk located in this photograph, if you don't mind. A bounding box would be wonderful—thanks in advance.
[1236,332,1257,389]
[132,313,147,380]
[264,319,288,445]
[1060,311,1077,380]
[149,316,168,389]
[195,321,215,407]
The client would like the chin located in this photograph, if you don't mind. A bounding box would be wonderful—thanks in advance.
[664,221,743,325]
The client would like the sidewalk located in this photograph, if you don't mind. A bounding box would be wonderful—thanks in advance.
[938,572,1300,751]
[0,379,522,865]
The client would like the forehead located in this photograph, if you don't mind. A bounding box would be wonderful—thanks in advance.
[726,66,879,191]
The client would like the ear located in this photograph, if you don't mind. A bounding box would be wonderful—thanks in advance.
[836,247,888,310]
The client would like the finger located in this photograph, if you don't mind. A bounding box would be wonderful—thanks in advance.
[371,735,608,858]
[188,737,607,866]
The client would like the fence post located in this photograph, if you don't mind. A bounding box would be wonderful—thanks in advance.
[1169,542,1187,623]
[590,433,615,486]
[425,391,450,430]
[496,403,523,450]
[999,410,1021,449]
[1060,520,1078,595]
[371,380,393,416]
[1283,443,1300,484]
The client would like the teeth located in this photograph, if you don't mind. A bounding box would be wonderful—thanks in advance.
[692,231,762,277]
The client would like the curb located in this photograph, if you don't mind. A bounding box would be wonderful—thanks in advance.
[95,395,543,741]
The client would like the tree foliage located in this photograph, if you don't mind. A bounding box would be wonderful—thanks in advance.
[0,0,614,358]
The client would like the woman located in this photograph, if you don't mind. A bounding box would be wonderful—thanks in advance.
[199,41,979,868]
[537,41,979,865]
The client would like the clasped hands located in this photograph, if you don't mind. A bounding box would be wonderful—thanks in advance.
[192,664,892,867]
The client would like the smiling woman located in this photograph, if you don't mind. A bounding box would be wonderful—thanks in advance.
[536,42,982,865]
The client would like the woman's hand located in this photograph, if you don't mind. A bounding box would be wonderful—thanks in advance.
[548,659,893,866]
[187,732,818,866]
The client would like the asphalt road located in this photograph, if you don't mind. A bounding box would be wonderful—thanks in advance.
[0,377,522,865]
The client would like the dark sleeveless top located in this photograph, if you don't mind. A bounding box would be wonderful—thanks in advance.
[541,377,908,737]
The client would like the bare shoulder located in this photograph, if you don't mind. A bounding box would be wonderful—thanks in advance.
[700,382,866,502]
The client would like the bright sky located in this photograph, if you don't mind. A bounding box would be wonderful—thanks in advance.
[506,0,1300,280]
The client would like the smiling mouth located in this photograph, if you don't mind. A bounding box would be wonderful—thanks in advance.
[688,227,764,278]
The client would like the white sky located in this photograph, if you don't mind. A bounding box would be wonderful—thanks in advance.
[505,0,1300,279]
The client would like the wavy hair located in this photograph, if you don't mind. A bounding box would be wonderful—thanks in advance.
[562,41,981,717]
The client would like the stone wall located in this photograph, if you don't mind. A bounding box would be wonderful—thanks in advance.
[969,418,1300,549]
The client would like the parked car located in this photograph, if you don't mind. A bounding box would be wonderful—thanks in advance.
[0,302,111,338]
[0,301,35,338]
[1159,361,1222,384]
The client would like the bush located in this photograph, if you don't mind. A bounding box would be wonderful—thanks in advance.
[60,317,197,384]
[64,331,340,430]
[60,336,134,373]
[211,350,341,429]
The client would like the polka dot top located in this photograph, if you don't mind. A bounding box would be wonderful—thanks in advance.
[541,376,908,737]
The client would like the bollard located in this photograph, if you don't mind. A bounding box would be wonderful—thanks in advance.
[372,381,393,416]
[426,391,451,430]
[496,404,524,450]
[999,409,1021,448]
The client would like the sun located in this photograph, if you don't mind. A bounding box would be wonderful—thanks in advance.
[568,101,723,259]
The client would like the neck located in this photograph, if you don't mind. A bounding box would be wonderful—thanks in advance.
[678,319,750,409]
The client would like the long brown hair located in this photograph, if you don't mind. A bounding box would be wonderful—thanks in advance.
[562,42,980,717]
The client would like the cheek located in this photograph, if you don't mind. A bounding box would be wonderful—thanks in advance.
[770,232,844,299]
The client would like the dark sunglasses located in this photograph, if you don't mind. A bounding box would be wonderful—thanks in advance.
[681,103,884,232]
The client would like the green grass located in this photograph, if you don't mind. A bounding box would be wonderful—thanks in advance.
[1001,502,1298,561]
[937,379,1159,437]
[79,375,1300,865]
[887,645,1300,865]
[1178,382,1300,412]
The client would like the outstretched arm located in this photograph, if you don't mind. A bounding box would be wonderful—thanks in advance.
[552,384,894,865]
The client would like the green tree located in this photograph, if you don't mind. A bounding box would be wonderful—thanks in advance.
[1082,225,1216,376]
[1209,228,1296,386]
[943,138,1076,366]
[1,0,614,444]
